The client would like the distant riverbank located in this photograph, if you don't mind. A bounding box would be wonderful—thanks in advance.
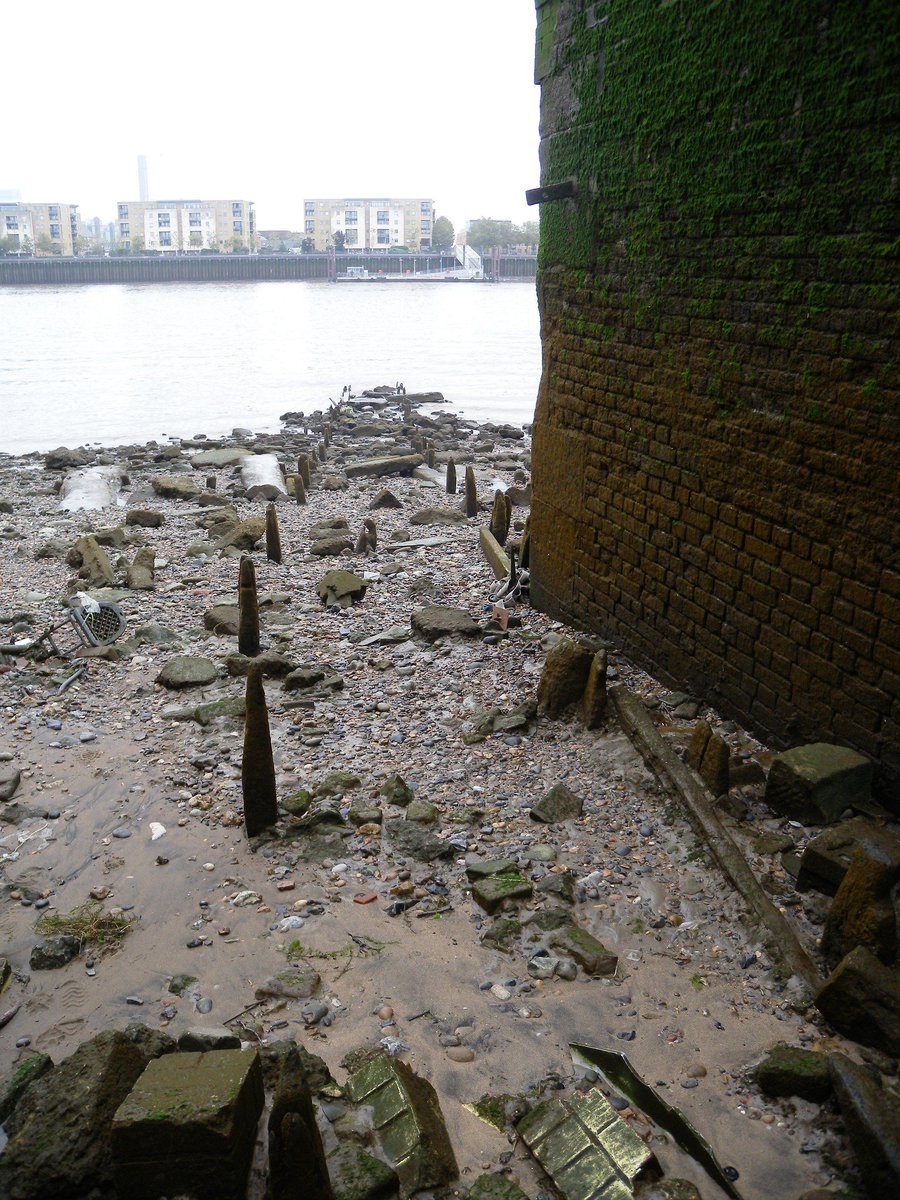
[0,252,537,287]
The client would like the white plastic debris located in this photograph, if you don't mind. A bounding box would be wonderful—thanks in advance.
[149,822,166,841]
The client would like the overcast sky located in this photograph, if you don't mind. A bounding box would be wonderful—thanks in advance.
[3,1,540,236]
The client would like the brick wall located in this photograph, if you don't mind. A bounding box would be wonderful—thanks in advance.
[530,0,899,797]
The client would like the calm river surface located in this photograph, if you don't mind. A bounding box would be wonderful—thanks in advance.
[0,279,541,455]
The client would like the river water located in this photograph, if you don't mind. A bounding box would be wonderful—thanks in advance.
[0,280,541,455]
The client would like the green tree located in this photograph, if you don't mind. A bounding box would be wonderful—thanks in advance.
[521,220,540,246]
[432,215,455,249]
[130,234,145,254]
[465,217,518,252]
[189,231,202,250]
[0,236,18,256]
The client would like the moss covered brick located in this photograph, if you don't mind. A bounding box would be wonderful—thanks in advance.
[531,0,899,798]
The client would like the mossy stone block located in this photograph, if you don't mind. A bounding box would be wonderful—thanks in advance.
[111,1049,264,1200]
[472,872,533,914]
[755,1042,832,1101]
[765,744,873,823]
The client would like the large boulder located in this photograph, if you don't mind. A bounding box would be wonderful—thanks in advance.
[345,453,424,478]
[383,819,453,862]
[822,843,899,964]
[529,782,584,824]
[69,534,115,586]
[317,570,368,608]
[798,818,900,896]
[213,517,266,551]
[828,1052,900,1196]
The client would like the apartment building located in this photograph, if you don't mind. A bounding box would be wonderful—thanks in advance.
[115,199,256,253]
[0,201,79,254]
[302,197,435,251]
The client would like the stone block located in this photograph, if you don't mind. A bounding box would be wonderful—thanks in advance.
[530,782,584,823]
[111,1048,264,1200]
[797,817,900,896]
[517,1088,652,1200]
[549,924,617,976]
[268,1046,332,1200]
[328,1146,398,1200]
[537,637,593,717]
[829,1052,900,1196]
[765,743,873,823]
[821,845,899,964]
[0,1030,147,1200]
[471,872,533,914]
[814,945,900,1056]
[345,1052,457,1196]
[345,453,424,478]
[754,1042,832,1102]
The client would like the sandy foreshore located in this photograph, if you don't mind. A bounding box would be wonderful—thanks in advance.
[0,393,860,1197]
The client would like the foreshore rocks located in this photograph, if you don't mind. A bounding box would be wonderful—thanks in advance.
[0,386,891,1200]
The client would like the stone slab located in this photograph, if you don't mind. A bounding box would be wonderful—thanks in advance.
[111,1048,264,1200]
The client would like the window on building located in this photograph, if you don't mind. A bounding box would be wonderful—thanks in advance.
[344,211,358,224]
[50,224,61,238]
[421,202,431,213]
[119,223,130,236]
[232,203,242,215]
[376,229,390,244]
[304,204,314,215]
[377,210,389,224]
[189,214,201,227]
[305,220,315,233]
[233,221,243,233]
[159,231,172,246]
[421,221,431,231]
[345,229,358,245]
[118,204,128,219]
[158,214,170,228]
[48,206,59,219]
[5,217,18,230]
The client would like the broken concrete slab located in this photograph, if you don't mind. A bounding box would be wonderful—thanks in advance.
[317,569,369,608]
[765,743,873,824]
[345,1051,457,1196]
[152,474,201,501]
[821,844,899,964]
[111,1049,264,1200]
[549,924,618,977]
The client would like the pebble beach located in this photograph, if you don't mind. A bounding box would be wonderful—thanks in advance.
[0,388,865,1198]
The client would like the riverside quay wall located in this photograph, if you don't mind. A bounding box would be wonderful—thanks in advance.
[0,252,536,286]
[529,0,899,795]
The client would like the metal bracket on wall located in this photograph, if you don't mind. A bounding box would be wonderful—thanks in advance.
[525,180,577,206]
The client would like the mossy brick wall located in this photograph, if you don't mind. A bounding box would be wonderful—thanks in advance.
[530,0,899,795]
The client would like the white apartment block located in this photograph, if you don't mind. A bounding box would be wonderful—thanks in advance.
[302,197,435,251]
[115,199,256,253]
[1,201,79,254]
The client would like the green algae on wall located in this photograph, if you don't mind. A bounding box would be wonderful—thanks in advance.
[531,0,900,797]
